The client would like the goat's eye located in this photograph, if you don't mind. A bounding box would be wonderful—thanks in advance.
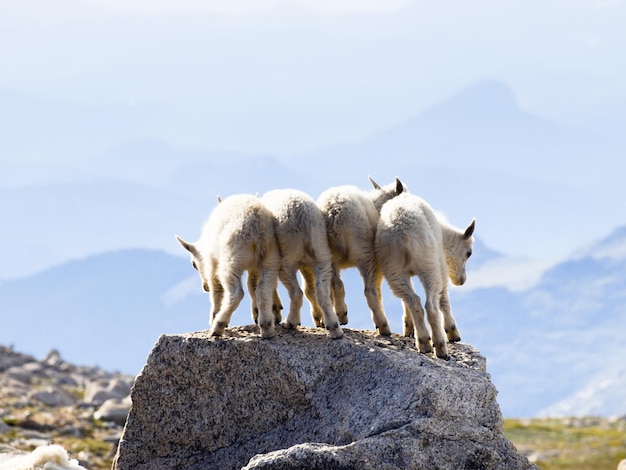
[466,251,472,259]
[192,260,198,270]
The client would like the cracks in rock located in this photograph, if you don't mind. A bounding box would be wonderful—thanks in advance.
[365,419,412,439]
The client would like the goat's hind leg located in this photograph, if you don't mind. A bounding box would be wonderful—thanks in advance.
[330,263,348,325]
[359,260,391,336]
[300,267,325,327]
[402,302,414,337]
[386,273,432,353]
[311,262,343,339]
[256,269,278,339]
[256,268,279,339]
[246,272,260,324]
[280,264,305,330]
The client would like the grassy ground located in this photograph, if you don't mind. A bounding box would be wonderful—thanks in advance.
[1,401,120,469]
[504,417,626,469]
[4,410,626,469]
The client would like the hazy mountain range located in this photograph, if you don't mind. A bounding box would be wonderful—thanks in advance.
[2,225,625,418]
[3,80,626,280]
[2,0,625,419]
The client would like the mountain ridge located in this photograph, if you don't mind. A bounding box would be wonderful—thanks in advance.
[3,225,626,416]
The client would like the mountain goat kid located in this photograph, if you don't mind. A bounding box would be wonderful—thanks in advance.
[317,177,406,335]
[376,193,475,359]
[175,194,281,339]
[261,189,343,339]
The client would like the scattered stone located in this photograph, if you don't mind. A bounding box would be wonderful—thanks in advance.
[29,386,76,407]
[94,397,132,425]
[43,349,64,368]
[114,325,537,470]
[0,444,86,470]
[0,346,35,372]
[0,344,133,469]
[84,377,134,406]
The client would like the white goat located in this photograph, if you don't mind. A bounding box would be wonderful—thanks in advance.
[317,177,405,335]
[175,194,281,339]
[261,189,343,339]
[375,192,475,359]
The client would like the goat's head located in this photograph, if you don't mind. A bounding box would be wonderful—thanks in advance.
[445,219,475,286]
[368,176,407,212]
[175,235,210,292]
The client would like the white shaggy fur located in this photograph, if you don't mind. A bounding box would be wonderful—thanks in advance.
[375,192,475,359]
[0,444,86,470]
[261,189,343,339]
[176,194,281,339]
[317,177,405,335]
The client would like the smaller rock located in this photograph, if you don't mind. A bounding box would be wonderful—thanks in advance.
[84,377,133,406]
[94,396,131,425]
[0,444,86,470]
[29,386,75,407]
[3,366,36,384]
[0,346,36,372]
[43,349,64,368]
[0,377,29,398]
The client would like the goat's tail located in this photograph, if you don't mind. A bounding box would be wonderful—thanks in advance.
[326,207,348,260]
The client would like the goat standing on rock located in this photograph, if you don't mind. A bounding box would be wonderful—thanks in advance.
[175,194,281,339]
[317,177,406,335]
[261,189,343,339]
[376,193,475,359]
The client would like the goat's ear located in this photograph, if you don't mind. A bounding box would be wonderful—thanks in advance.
[463,219,476,239]
[395,177,404,195]
[216,195,223,203]
[175,235,197,255]
[368,176,381,189]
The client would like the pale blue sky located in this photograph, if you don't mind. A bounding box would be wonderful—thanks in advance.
[85,0,413,14]
[1,0,626,275]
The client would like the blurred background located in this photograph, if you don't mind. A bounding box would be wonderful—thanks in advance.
[1,0,625,418]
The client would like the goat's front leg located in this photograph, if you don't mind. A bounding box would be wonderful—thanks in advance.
[424,295,449,360]
[272,289,283,325]
[209,275,224,325]
[439,288,461,343]
[211,271,245,336]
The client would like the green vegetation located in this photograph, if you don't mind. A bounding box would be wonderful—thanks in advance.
[4,411,626,469]
[504,417,626,470]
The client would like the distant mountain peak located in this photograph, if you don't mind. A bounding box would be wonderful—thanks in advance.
[576,225,626,261]
[426,80,520,120]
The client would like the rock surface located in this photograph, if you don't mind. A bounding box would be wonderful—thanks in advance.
[113,325,536,470]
